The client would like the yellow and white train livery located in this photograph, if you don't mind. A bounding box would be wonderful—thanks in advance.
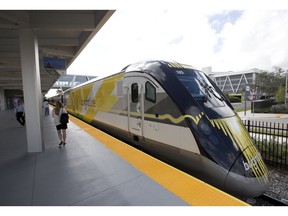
[54,60,269,198]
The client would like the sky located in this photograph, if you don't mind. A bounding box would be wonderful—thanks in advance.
[5,0,288,98]
[64,0,288,78]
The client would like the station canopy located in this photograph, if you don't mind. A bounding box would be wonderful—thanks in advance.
[0,10,114,95]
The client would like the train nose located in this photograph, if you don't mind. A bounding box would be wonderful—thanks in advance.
[224,146,270,198]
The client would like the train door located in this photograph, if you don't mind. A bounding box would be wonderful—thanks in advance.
[126,78,145,142]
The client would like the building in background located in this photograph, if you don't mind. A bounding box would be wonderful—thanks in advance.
[46,74,97,97]
[207,68,265,100]
[52,74,97,91]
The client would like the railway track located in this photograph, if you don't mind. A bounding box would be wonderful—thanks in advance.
[249,194,288,206]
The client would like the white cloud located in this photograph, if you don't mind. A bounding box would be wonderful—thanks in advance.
[211,10,288,71]
[67,3,288,77]
[68,8,217,76]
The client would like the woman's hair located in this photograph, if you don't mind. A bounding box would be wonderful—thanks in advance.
[55,101,63,115]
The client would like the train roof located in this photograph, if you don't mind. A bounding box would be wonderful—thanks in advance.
[122,59,197,73]
[62,60,197,94]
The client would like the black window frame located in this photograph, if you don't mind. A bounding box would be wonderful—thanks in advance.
[145,81,156,103]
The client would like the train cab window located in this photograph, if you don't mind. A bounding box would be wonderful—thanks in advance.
[145,82,156,103]
[181,79,202,97]
[131,83,139,103]
[176,70,225,107]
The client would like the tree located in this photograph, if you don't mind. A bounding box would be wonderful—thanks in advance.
[275,85,285,103]
[255,69,285,98]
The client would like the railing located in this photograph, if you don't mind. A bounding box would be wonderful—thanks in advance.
[243,120,288,169]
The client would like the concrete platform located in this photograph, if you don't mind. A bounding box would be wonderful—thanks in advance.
[0,108,188,206]
[0,107,248,207]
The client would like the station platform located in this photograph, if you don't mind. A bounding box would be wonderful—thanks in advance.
[0,107,248,206]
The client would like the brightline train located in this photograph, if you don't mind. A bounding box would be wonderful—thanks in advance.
[49,60,269,198]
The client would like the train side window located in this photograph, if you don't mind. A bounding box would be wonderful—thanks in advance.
[131,83,138,103]
[145,82,156,103]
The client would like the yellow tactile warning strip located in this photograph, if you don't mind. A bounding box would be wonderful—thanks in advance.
[69,115,249,206]
[276,114,285,118]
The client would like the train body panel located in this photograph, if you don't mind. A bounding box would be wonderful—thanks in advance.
[95,111,199,154]
[50,60,269,198]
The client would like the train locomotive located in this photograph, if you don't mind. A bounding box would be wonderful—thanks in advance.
[51,60,269,198]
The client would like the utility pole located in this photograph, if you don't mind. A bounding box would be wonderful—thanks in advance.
[285,68,288,104]
[244,85,250,116]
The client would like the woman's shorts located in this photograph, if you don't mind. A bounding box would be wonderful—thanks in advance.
[56,123,67,130]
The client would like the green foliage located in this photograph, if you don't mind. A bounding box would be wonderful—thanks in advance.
[227,96,241,103]
[275,85,285,103]
[255,71,285,97]
[271,104,288,113]
[254,100,277,113]
[254,138,288,166]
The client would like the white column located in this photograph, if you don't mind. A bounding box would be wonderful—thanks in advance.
[19,28,44,153]
[0,88,5,111]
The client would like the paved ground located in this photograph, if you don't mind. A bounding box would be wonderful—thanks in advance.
[0,109,188,206]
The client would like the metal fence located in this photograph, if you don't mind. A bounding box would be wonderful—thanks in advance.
[243,120,288,169]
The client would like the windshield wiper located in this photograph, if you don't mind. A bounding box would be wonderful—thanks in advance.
[200,82,224,102]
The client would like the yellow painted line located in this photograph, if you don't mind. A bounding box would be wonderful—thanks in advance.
[69,115,249,206]
[276,114,285,118]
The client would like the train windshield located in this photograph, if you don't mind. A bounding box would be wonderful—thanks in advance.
[176,70,225,107]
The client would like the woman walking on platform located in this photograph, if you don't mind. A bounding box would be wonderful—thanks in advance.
[52,101,68,147]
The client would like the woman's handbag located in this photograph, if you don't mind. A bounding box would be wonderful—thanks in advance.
[60,108,69,124]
